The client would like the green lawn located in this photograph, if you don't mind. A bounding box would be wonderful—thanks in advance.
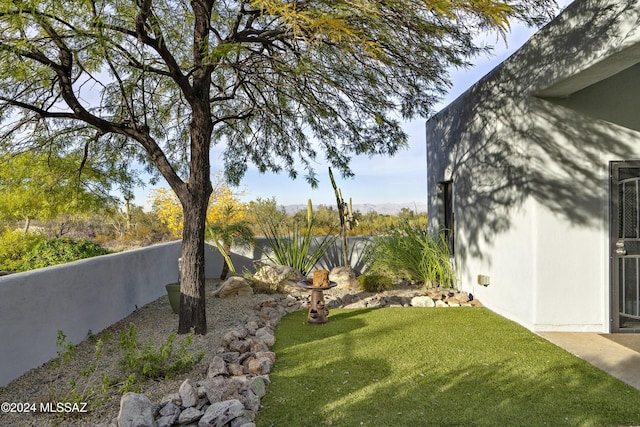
[256,308,640,427]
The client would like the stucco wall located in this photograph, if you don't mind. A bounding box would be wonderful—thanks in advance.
[0,236,369,386]
[426,0,640,332]
[0,241,228,386]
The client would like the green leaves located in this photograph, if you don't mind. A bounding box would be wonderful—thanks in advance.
[0,0,558,187]
[119,324,203,380]
[255,210,337,276]
[18,238,110,271]
[366,220,456,287]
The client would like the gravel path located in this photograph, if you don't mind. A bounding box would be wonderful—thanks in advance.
[0,281,286,427]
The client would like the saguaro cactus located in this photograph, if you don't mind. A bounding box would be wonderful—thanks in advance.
[328,167,354,266]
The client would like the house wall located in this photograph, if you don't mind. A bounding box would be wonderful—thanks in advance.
[426,0,640,332]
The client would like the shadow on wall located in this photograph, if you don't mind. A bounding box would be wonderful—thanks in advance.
[427,0,640,268]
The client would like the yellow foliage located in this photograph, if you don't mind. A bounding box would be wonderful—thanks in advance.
[150,188,183,238]
[206,185,251,227]
[250,0,516,59]
[251,0,380,56]
[149,174,250,239]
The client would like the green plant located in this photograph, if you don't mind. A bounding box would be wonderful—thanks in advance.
[358,273,393,292]
[53,330,77,370]
[0,229,45,272]
[254,200,338,275]
[19,238,110,270]
[119,323,204,379]
[365,220,456,287]
[49,331,109,422]
[206,218,255,279]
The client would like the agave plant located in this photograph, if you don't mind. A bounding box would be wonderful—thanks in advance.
[254,200,338,275]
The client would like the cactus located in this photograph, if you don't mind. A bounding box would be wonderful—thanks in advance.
[328,167,354,266]
[307,198,313,226]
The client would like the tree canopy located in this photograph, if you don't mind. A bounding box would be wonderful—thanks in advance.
[0,151,120,231]
[0,0,558,333]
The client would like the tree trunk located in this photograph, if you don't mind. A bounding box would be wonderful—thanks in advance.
[176,103,213,335]
[178,193,209,335]
[219,240,232,280]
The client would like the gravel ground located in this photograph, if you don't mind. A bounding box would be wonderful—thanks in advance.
[0,280,286,427]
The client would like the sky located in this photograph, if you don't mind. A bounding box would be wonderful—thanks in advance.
[132,1,574,210]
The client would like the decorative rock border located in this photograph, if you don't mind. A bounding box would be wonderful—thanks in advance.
[116,287,480,427]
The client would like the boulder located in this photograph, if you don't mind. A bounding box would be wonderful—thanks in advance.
[253,265,305,293]
[411,296,435,308]
[179,407,204,424]
[207,356,228,378]
[198,399,245,427]
[329,266,359,290]
[179,379,198,408]
[217,276,254,298]
[117,392,155,427]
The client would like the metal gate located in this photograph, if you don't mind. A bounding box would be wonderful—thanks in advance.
[611,162,640,332]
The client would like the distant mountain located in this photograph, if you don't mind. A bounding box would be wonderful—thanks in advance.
[282,202,427,215]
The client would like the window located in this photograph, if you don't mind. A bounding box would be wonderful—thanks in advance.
[437,180,454,255]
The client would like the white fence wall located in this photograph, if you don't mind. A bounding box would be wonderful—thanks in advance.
[0,241,222,386]
[0,237,370,386]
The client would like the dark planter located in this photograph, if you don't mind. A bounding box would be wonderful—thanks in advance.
[165,283,180,314]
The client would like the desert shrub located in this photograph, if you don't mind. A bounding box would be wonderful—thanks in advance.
[358,273,393,292]
[254,204,337,275]
[119,323,203,380]
[0,229,46,272]
[365,220,456,287]
[19,237,110,270]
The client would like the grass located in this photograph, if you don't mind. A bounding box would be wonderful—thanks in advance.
[256,308,640,427]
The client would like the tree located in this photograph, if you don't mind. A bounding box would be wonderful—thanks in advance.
[0,0,557,333]
[151,174,254,279]
[150,188,185,239]
[0,151,119,232]
[205,174,254,279]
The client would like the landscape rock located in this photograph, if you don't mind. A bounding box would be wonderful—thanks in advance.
[228,338,252,354]
[253,265,305,293]
[198,399,245,427]
[329,266,359,290]
[207,356,229,378]
[250,377,268,398]
[217,276,254,298]
[228,363,245,376]
[249,337,270,353]
[117,392,155,427]
[229,417,256,427]
[254,327,275,347]
[180,379,199,407]
[159,401,180,417]
[411,296,435,307]
[179,407,204,424]
[156,414,178,427]
[248,357,273,375]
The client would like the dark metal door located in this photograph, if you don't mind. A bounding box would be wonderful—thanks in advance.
[611,162,640,332]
